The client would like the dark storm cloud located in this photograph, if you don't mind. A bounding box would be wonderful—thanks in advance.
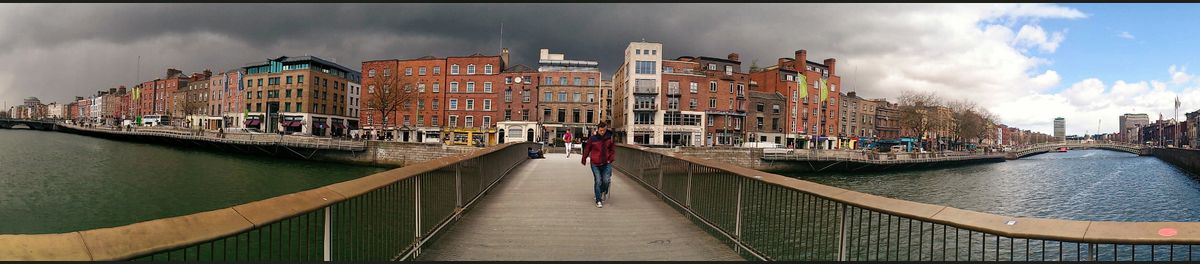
[0,3,1089,134]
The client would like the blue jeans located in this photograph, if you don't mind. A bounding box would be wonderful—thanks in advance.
[590,163,612,202]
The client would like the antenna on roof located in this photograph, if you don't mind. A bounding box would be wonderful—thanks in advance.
[499,20,504,51]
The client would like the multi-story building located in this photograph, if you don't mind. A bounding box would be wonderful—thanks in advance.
[214,70,246,130]
[243,56,360,137]
[838,91,876,149]
[346,79,361,134]
[692,54,749,146]
[1054,117,1066,141]
[537,48,602,141]
[136,68,190,125]
[597,80,614,124]
[873,99,900,141]
[101,87,128,125]
[46,102,65,119]
[89,92,104,124]
[175,71,212,128]
[441,52,506,145]
[1119,113,1150,143]
[745,90,788,145]
[749,50,843,149]
[496,63,541,143]
[613,41,704,146]
[73,97,89,124]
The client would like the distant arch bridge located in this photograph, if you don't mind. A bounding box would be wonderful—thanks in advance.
[1006,141,1149,159]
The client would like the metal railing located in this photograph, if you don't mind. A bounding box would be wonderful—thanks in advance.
[614,144,1200,261]
[1009,140,1148,158]
[0,141,533,261]
[61,123,368,151]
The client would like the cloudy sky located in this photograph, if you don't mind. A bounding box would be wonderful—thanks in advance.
[0,3,1196,135]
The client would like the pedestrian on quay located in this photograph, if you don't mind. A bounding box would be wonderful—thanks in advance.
[581,121,615,208]
[564,130,574,157]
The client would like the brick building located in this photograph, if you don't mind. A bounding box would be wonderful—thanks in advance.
[537,48,602,142]
[242,56,360,137]
[205,69,244,130]
[745,90,788,145]
[838,91,876,149]
[496,63,541,143]
[749,49,842,149]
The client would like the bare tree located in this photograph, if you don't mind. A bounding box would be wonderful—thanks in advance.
[898,90,941,151]
[365,70,419,134]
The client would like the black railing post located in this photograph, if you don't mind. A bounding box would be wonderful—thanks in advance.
[838,203,849,261]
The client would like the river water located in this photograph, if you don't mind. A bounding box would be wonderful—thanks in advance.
[794,149,1200,222]
[0,129,387,234]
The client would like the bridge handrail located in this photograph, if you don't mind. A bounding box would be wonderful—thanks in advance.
[615,143,1200,261]
[0,138,533,261]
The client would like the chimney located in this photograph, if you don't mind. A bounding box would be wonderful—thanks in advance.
[777,58,789,69]
[109,87,117,94]
[728,52,740,62]
[795,50,807,69]
[203,69,212,78]
[167,68,182,78]
[501,48,510,69]
[824,58,837,76]
[118,86,126,94]
[847,91,856,98]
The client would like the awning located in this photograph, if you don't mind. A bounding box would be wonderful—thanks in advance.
[285,121,303,127]
[245,119,262,126]
[315,121,328,129]
[333,123,346,129]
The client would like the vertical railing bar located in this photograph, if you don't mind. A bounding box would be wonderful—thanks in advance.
[413,176,422,259]
[685,163,693,208]
[837,203,848,261]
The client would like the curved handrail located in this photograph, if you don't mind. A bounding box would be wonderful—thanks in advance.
[0,140,526,260]
[617,143,1200,246]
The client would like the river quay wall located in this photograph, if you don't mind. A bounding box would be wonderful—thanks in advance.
[1151,147,1200,176]
[54,124,474,168]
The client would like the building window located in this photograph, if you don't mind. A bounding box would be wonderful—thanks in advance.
[466,82,475,93]
[297,75,304,84]
[449,115,458,127]
[432,99,439,110]
[772,105,780,114]
[635,61,656,74]
[708,98,716,108]
[573,77,581,86]
[587,92,595,103]
[484,64,493,74]
[690,82,698,93]
[405,67,413,76]
[483,99,491,111]
[559,77,567,85]
[559,92,567,102]
[572,109,581,123]
[668,97,679,110]
[449,99,458,110]
[725,65,733,75]
[545,76,553,85]
[708,63,716,71]
[504,90,512,102]
[709,81,717,92]
[465,116,474,128]
[419,67,427,75]
[588,78,595,86]
[557,108,566,123]
[286,76,293,84]
[482,116,491,127]
[433,66,441,75]
[483,82,492,93]
[368,69,376,77]
[467,64,476,75]
[451,64,460,75]
[432,83,440,92]
[418,83,426,93]
[521,109,529,120]
[544,92,553,102]
[432,116,440,126]
[522,90,530,102]
[573,92,581,102]
[450,82,459,93]
[634,112,654,125]
[543,108,551,121]
[756,103,764,112]
[383,69,391,77]
[465,99,474,110]
[689,98,697,109]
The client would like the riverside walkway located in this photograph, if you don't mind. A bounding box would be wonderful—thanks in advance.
[418,153,742,261]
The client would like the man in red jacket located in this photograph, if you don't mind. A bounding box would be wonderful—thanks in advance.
[581,121,615,208]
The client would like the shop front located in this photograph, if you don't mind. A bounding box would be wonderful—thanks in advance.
[312,117,328,137]
[243,115,264,131]
[281,115,305,134]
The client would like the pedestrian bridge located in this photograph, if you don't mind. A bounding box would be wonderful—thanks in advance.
[1006,141,1149,159]
[0,118,58,131]
[3,142,1199,261]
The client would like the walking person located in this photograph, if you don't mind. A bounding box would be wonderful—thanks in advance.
[563,130,574,157]
[581,122,615,208]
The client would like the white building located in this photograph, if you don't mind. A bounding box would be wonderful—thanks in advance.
[611,41,706,145]
[347,81,361,137]
[89,95,103,124]
[46,103,65,119]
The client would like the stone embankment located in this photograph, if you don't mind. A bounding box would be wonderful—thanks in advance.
[1150,147,1200,176]
[55,123,477,168]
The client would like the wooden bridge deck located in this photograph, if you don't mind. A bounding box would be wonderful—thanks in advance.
[418,153,744,261]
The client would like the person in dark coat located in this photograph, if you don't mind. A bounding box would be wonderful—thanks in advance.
[581,121,616,208]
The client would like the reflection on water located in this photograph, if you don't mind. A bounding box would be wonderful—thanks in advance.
[793,149,1200,221]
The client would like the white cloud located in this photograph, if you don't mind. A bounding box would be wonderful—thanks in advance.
[1117,31,1135,40]
[1012,24,1067,53]
[996,76,1200,135]
[1169,64,1191,85]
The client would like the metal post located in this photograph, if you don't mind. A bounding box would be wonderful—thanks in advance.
[734,178,743,239]
[455,164,462,208]
[838,204,849,261]
[322,207,331,261]
[413,176,422,258]
[685,163,693,207]
[656,155,664,191]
